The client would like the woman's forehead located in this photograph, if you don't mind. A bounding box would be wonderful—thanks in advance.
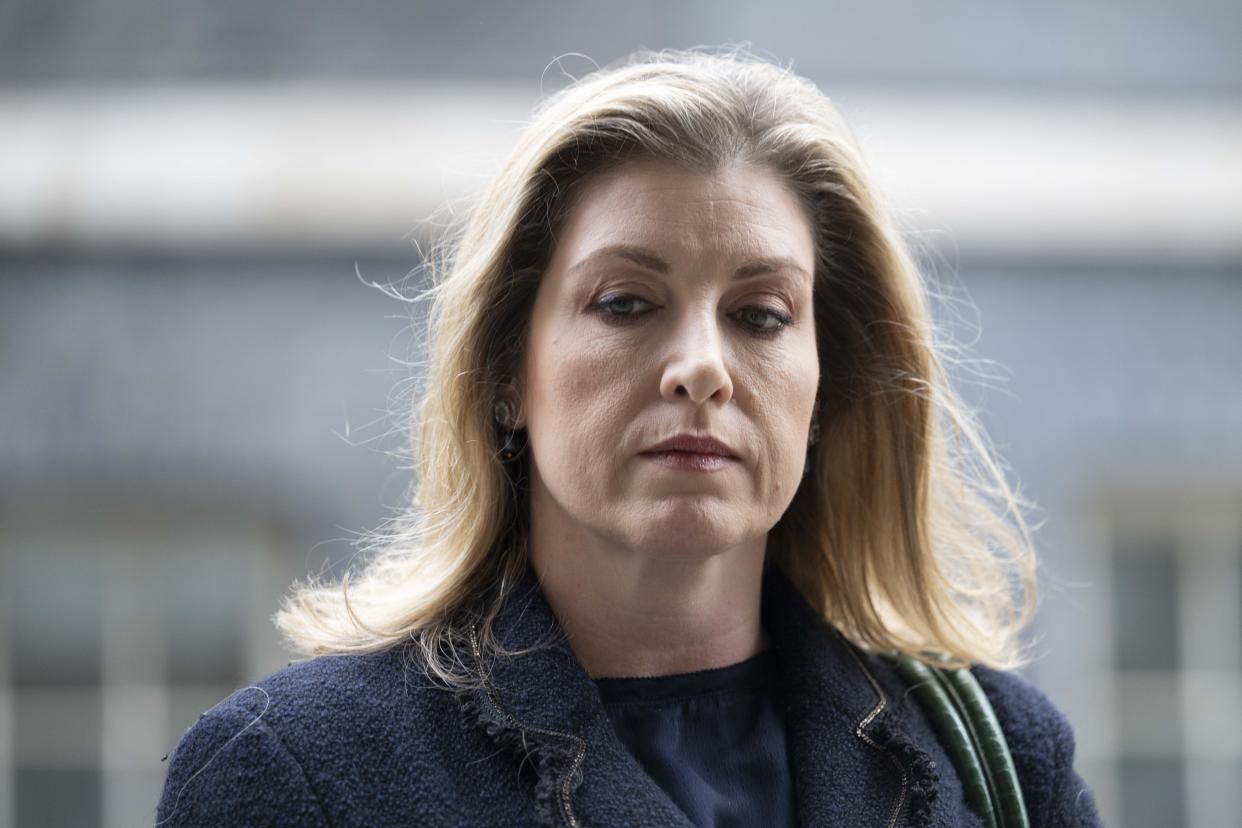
[549,158,816,277]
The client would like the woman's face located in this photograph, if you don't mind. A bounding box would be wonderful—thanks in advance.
[517,157,820,560]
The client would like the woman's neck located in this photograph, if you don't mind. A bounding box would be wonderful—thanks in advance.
[529,531,769,680]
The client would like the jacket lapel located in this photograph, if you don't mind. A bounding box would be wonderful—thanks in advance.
[456,563,936,827]
[760,565,938,827]
[458,570,692,827]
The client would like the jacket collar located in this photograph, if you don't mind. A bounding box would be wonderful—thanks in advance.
[457,561,937,827]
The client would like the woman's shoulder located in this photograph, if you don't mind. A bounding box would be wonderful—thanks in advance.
[257,645,436,706]
[155,646,460,826]
[967,664,1075,755]
[967,665,1100,826]
[197,646,444,733]
[956,664,1074,751]
[861,651,1077,759]
[863,653,1101,827]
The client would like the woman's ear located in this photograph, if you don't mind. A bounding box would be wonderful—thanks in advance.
[494,379,525,430]
[511,362,531,429]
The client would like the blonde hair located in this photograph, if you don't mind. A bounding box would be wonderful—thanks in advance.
[276,47,1038,684]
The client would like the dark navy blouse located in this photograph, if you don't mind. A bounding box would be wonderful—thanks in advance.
[594,648,799,828]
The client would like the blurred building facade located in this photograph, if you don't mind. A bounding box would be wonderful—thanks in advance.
[1,2,1240,826]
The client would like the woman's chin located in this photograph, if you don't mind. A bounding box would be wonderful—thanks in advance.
[613,499,761,558]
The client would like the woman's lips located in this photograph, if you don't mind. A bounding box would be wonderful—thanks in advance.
[639,450,738,472]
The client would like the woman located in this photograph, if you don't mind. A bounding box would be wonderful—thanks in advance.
[156,49,1100,827]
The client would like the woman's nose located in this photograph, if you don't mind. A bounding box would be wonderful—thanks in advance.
[658,311,734,406]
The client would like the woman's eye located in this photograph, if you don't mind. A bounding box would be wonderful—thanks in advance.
[594,294,654,319]
[736,306,793,334]
[591,296,791,335]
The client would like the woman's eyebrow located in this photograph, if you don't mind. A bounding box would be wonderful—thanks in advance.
[733,257,811,282]
[569,244,810,281]
[569,244,671,275]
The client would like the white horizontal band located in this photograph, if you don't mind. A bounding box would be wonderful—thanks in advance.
[2,83,1238,261]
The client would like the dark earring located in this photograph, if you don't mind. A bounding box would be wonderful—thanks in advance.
[493,399,527,463]
[499,428,527,462]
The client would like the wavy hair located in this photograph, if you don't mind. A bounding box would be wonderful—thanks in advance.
[276,47,1038,684]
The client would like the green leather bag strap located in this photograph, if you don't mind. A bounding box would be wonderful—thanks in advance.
[890,655,999,828]
[886,654,1030,828]
[937,665,1029,828]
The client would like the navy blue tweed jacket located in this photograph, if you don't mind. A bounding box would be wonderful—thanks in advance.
[155,564,1101,826]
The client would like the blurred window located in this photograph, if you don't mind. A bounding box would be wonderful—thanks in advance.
[162,545,245,686]
[1113,538,1179,671]
[1118,758,1185,828]
[1107,510,1242,828]
[11,542,102,687]
[0,509,289,828]
[15,769,99,828]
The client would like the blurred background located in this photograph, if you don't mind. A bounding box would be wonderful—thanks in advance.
[1,1,1239,826]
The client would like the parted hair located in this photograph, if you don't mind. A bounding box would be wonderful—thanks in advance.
[276,47,1038,685]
